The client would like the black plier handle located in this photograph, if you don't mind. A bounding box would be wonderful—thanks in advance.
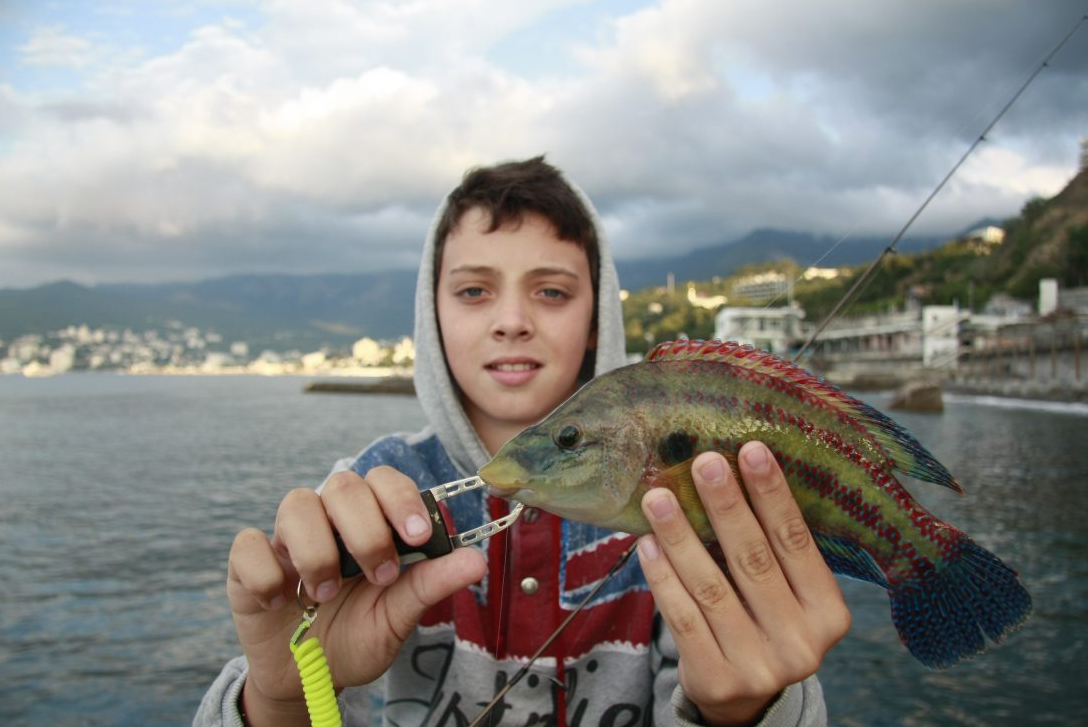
[336,476,524,578]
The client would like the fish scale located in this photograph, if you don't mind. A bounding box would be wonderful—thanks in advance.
[643,356,964,571]
[480,339,1032,669]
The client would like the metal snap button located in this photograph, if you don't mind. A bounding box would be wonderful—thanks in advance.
[520,576,540,595]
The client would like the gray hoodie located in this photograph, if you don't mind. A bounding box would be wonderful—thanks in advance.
[193,166,826,727]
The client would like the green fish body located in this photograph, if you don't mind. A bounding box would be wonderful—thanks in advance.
[480,339,1031,669]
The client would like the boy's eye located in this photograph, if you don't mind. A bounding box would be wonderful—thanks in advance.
[540,288,568,300]
[457,286,486,299]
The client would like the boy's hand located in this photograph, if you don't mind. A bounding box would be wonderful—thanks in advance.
[637,443,851,727]
[226,467,487,727]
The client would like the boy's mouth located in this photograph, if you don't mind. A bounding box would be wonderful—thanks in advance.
[485,358,542,385]
[487,361,540,372]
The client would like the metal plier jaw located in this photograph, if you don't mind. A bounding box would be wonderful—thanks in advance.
[337,476,524,578]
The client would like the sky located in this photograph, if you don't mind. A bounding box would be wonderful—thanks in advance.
[1,0,1086,289]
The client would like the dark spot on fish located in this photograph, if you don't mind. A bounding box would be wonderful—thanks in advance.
[659,431,695,466]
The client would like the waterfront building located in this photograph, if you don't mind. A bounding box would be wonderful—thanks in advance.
[805,300,974,382]
[807,302,930,368]
[713,305,805,355]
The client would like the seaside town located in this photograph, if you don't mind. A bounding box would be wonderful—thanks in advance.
[0,324,416,379]
[3,269,1085,403]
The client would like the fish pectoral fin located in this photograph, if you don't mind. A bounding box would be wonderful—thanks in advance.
[655,459,705,513]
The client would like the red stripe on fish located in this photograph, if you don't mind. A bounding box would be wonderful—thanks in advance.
[648,340,964,493]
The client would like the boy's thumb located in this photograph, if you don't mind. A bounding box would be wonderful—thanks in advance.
[383,547,487,636]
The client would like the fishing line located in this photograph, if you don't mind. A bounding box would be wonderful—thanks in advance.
[467,539,638,727]
[494,501,516,662]
[792,14,1088,362]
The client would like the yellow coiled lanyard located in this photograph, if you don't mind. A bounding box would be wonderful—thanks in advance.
[290,581,342,727]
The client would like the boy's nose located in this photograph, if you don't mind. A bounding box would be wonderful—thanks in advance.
[491,300,534,340]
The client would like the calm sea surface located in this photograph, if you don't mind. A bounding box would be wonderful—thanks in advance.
[1,374,1086,726]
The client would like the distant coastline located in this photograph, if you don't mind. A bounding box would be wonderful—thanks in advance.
[13,361,412,382]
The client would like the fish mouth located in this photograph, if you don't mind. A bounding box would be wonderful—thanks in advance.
[487,485,519,500]
[479,457,531,499]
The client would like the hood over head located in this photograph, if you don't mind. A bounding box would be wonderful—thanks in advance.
[412,159,627,474]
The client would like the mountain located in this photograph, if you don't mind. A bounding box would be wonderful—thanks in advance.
[0,271,418,351]
[986,167,1088,295]
[0,227,961,349]
[615,229,947,291]
[787,167,1088,320]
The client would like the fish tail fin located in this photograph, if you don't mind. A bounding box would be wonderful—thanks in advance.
[889,537,1032,669]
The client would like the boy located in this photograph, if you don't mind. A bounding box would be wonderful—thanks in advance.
[195,157,849,727]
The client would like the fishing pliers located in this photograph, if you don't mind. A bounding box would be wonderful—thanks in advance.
[336,475,524,578]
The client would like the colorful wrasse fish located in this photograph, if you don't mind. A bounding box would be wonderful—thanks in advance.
[480,339,1031,669]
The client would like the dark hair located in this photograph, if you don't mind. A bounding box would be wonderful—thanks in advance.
[433,156,600,295]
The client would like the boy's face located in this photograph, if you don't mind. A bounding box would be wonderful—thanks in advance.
[437,207,597,454]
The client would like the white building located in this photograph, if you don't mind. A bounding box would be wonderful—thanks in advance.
[48,344,77,373]
[391,337,415,366]
[965,225,1006,245]
[202,352,233,371]
[713,305,805,354]
[352,337,385,366]
[802,267,842,281]
[1039,279,1060,317]
[686,285,727,310]
[301,350,328,371]
[921,306,962,367]
[731,272,791,304]
[8,335,43,364]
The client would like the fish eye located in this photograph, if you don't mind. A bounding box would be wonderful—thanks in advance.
[553,424,582,450]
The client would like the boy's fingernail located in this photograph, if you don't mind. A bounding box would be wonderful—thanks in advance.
[405,514,429,538]
[647,491,676,520]
[374,560,399,586]
[743,444,769,474]
[315,580,339,602]
[697,456,726,484]
[638,535,661,561]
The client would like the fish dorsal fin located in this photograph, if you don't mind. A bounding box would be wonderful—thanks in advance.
[646,339,962,493]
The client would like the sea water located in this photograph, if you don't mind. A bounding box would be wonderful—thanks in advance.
[0,374,1085,726]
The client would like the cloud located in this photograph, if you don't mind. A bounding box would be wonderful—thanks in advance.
[18,26,100,68]
[0,0,1086,287]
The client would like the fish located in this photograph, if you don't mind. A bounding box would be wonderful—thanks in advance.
[479,338,1032,669]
